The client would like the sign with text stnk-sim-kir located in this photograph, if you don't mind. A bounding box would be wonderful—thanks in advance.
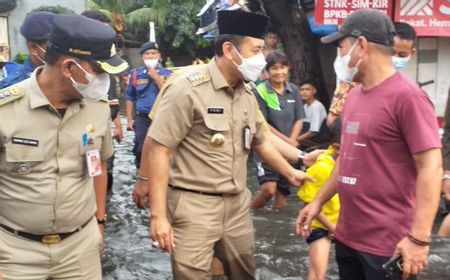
[315,0,393,25]
[395,0,450,36]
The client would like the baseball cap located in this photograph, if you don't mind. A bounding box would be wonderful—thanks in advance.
[321,9,395,46]
[47,14,129,75]
[20,11,56,41]
[217,10,270,39]
[139,42,159,54]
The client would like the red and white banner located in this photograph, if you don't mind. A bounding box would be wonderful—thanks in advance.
[315,0,393,25]
[395,0,450,36]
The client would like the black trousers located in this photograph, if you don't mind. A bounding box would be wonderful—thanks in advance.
[335,240,416,280]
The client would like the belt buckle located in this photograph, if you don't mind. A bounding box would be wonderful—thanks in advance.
[42,234,61,244]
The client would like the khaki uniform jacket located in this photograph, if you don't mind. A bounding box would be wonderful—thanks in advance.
[148,59,265,194]
[0,69,113,234]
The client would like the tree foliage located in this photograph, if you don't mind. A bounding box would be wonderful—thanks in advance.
[32,5,75,14]
[0,0,16,13]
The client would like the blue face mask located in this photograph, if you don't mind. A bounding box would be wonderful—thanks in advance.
[392,56,411,70]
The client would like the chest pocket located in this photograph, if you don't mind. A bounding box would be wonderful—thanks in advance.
[5,142,44,162]
[79,137,103,156]
[202,116,230,149]
[4,142,44,174]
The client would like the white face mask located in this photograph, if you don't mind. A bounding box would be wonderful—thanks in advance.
[231,45,267,82]
[392,56,410,70]
[69,61,110,100]
[333,41,361,82]
[144,59,159,69]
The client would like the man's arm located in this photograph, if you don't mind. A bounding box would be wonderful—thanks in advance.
[126,100,135,131]
[132,137,152,209]
[253,139,313,187]
[147,139,174,253]
[93,161,108,236]
[395,148,442,278]
[298,130,318,142]
[113,114,123,142]
[290,120,302,142]
[441,92,450,200]
[148,68,165,89]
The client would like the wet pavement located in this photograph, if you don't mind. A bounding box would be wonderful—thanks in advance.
[102,120,450,279]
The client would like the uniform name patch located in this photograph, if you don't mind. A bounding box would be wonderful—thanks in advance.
[12,137,39,147]
[207,107,224,114]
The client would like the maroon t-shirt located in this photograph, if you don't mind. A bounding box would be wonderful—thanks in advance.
[336,72,441,257]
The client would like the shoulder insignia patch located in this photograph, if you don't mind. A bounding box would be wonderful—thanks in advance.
[0,87,25,107]
[187,73,210,87]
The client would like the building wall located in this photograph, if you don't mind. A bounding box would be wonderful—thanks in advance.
[3,0,86,59]
[403,37,450,116]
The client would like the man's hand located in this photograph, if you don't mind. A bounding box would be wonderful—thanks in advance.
[296,200,322,237]
[151,216,174,254]
[98,224,105,253]
[132,179,149,209]
[147,68,160,80]
[114,126,124,143]
[442,179,450,201]
[394,237,429,279]
[304,149,325,167]
[127,120,134,131]
[287,169,315,186]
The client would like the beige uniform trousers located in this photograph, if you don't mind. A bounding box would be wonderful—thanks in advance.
[0,217,102,280]
[168,187,255,280]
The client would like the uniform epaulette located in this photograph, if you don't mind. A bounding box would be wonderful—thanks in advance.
[0,86,25,107]
[187,72,210,87]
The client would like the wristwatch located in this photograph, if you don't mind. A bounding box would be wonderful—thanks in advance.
[97,215,107,225]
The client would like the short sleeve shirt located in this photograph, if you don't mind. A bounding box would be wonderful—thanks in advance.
[255,81,305,136]
[298,146,339,231]
[336,72,441,257]
[303,99,327,132]
[0,68,113,234]
[126,66,172,114]
[148,58,265,194]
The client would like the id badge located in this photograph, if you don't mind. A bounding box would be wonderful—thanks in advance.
[243,124,251,151]
[86,149,102,177]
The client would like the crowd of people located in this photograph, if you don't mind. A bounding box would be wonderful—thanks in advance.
[0,5,449,280]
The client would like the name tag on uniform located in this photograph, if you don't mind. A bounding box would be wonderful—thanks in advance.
[207,107,224,114]
[86,149,102,177]
[287,99,296,103]
[12,137,39,147]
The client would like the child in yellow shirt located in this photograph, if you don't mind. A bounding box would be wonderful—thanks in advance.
[297,119,341,280]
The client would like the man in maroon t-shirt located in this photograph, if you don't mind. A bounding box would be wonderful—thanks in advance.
[296,9,442,280]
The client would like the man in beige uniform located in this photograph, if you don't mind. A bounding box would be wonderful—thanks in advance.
[0,15,128,279]
[141,10,312,280]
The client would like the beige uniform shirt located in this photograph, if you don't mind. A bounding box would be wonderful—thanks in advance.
[149,59,265,194]
[0,69,113,234]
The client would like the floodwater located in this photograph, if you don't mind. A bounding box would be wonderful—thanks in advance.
[102,121,450,280]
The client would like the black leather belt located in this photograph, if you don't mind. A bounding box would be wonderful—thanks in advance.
[169,185,237,197]
[0,218,92,245]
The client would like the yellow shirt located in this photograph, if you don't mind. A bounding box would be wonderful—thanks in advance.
[298,146,340,231]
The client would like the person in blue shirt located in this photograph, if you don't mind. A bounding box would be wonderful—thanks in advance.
[0,11,55,89]
[126,41,172,168]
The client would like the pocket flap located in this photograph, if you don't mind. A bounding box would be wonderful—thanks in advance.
[5,143,44,162]
[204,117,230,132]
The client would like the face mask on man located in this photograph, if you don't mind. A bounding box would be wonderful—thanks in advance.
[392,56,410,70]
[333,40,361,82]
[69,61,110,100]
[144,59,159,69]
[231,45,267,82]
